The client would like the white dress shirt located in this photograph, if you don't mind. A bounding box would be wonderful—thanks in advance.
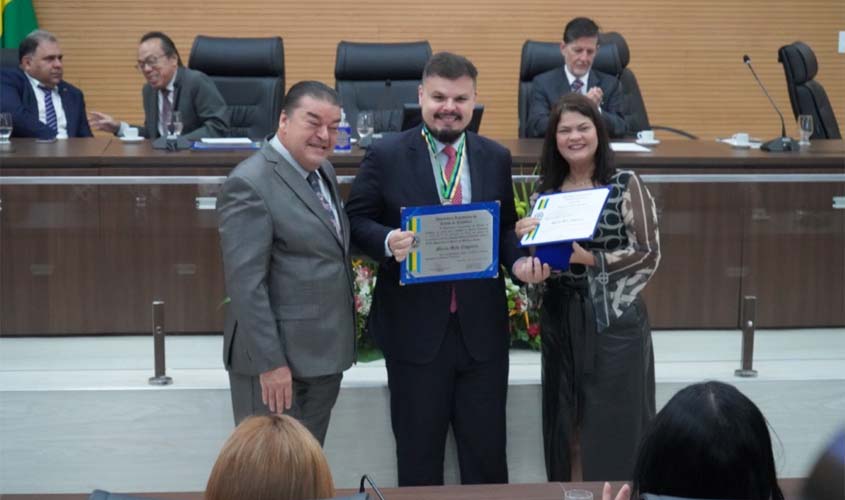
[25,72,68,139]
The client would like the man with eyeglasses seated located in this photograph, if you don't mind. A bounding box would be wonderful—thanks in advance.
[89,31,229,140]
[0,29,93,139]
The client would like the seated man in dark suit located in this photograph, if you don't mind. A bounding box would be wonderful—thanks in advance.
[0,30,93,139]
[89,31,229,140]
[525,17,628,138]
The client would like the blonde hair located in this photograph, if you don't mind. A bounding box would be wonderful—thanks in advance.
[205,414,335,500]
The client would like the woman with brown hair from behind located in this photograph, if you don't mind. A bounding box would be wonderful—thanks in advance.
[205,414,335,500]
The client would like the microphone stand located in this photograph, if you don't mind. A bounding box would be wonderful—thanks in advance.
[742,54,799,152]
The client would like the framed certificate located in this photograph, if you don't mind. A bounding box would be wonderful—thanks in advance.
[400,201,500,285]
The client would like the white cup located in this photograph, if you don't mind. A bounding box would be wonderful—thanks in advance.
[124,127,139,139]
[731,132,750,145]
[637,130,655,142]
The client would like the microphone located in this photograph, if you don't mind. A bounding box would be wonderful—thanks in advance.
[742,54,798,152]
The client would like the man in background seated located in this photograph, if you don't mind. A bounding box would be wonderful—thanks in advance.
[89,31,228,140]
[0,30,92,139]
[525,17,627,138]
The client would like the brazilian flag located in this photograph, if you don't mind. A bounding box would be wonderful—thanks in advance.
[1,0,38,48]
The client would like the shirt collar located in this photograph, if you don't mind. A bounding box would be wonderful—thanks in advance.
[270,135,312,180]
[25,72,56,92]
[564,65,590,88]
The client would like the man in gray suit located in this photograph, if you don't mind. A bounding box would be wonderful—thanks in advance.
[216,81,355,445]
[89,31,228,140]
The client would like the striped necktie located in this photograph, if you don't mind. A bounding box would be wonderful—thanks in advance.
[160,89,172,137]
[307,171,341,237]
[570,78,584,94]
[38,85,58,134]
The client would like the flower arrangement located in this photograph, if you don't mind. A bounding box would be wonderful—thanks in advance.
[505,276,541,350]
[351,258,383,360]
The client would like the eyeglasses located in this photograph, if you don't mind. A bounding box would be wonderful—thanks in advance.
[135,54,167,71]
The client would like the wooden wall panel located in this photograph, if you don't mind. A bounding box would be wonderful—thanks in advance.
[36,0,844,140]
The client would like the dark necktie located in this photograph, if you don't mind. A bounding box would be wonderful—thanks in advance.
[160,89,172,137]
[443,144,460,312]
[570,78,584,93]
[307,171,340,237]
[38,85,57,134]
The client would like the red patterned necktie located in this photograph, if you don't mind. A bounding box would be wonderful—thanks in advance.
[443,144,460,312]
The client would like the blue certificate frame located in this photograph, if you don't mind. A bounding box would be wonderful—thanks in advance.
[400,201,500,285]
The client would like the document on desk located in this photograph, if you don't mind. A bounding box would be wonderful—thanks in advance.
[611,142,652,152]
[520,187,611,246]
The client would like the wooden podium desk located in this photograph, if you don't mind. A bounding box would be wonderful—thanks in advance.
[1,138,843,335]
[0,478,806,500]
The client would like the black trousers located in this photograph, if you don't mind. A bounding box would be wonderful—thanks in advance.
[386,314,509,486]
[541,281,655,481]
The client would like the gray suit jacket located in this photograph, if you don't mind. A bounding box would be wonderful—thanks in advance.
[140,66,229,140]
[217,142,355,378]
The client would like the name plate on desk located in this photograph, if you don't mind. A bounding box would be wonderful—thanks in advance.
[400,202,500,285]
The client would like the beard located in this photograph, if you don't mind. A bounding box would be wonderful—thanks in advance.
[425,111,467,144]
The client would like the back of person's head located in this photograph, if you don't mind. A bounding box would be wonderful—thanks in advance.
[205,414,335,500]
[633,381,784,500]
[18,29,57,62]
[422,52,478,86]
[563,17,600,43]
[282,80,340,115]
[139,31,183,66]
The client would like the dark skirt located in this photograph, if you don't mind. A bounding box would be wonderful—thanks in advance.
[540,278,655,481]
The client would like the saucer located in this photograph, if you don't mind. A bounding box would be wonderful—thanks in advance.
[635,139,660,146]
[120,136,144,143]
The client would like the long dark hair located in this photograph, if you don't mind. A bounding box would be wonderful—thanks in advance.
[537,93,615,193]
[633,381,784,500]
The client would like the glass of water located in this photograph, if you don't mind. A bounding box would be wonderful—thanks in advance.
[797,114,813,146]
[0,112,12,143]
[169,111,184,138]
[565,489,594,500]
[356,110,374,147]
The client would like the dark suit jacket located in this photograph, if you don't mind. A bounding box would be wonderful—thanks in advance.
[345,126,524,364]
[0,67,93,139]
[525,66,628,138]
[138,66,229,140]
[217,142,355,378]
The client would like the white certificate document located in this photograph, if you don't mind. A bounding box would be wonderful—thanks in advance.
[520,187,611,246]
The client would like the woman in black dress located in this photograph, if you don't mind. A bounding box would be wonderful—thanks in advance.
[515,93,661,481]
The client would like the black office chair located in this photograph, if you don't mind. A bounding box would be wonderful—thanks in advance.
[518,34,697,139]
[0,47,19,69]
[334,41,432,137]
[778,41,841,139]
[188,36,285,140]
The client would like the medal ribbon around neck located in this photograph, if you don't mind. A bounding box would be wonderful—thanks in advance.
[421,126,466,204]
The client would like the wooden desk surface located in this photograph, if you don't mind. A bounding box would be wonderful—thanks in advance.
[1,137,843,170]
[0,478,805,500]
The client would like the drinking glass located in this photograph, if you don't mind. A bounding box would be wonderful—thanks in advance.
[565,489,594,500]
[0,112,12,143]
[356,110,374,146]
[797,114,813,146]
[169,111,184,138]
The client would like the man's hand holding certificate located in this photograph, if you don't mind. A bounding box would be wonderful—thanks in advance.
[400,202,500,285]
[519,187,610,270]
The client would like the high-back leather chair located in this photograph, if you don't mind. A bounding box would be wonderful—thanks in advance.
[188,36,285,140]
[519,33,696,138]
[334,41,432,137]
[778,41,841,139]
[0,48,19,69]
